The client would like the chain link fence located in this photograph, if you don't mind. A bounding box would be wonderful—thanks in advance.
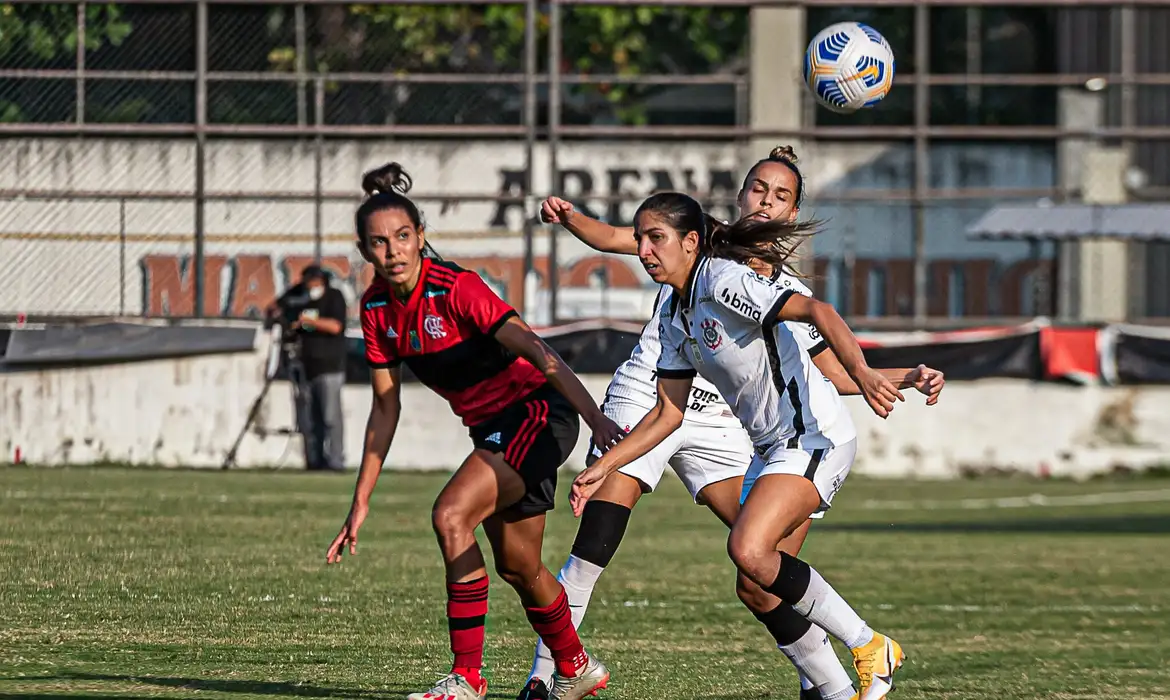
[2,1,1169,326]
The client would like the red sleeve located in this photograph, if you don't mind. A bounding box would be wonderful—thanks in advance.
[361,305,399,369]
[450,272,518,336]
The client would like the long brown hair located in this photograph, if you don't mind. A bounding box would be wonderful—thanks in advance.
[632,191,819,272]
[703,211,820,271]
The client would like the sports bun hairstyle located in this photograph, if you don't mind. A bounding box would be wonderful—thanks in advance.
[355,162,443,260]
[361,161,413,198]
[769,144,798,162]
[741,144,805,208]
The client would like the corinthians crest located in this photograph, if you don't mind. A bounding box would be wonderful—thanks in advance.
[700,318,722,350]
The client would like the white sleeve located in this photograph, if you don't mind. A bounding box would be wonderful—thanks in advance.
[711,263,799,328]
[654,311,696,379]
[777,274,829,357]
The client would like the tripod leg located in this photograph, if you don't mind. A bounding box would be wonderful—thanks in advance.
[221,374,276,470]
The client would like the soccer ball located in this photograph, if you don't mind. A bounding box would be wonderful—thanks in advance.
[804,22,895,114]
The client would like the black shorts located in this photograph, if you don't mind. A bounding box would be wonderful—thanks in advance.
[469,384,580,516]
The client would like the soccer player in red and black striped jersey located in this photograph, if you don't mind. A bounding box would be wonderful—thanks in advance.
[324,162,622,700]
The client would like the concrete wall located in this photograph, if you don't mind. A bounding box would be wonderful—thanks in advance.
[3,348,1168,479]
[0,138,1058,321]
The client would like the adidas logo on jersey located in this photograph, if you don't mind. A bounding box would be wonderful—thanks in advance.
[386,327,398,339]
[485,432,502,444]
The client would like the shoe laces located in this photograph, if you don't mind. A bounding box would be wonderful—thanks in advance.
[431,672,466,695]
[853,645,879,687]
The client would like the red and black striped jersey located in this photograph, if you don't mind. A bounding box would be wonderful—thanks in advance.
[360,258,547,426]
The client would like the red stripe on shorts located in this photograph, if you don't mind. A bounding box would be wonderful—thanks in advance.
[508,400,549,469]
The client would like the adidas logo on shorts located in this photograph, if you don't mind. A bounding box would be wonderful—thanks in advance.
[485,432,502,444]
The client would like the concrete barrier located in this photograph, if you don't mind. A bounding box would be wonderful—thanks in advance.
[3,347,1169,479]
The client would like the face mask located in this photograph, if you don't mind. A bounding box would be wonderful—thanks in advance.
[308,286,325,301]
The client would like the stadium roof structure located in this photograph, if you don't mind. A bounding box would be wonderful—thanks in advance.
[966,203,1170,241]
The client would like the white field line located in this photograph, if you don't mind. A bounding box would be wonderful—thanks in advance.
[860,487,1170,511]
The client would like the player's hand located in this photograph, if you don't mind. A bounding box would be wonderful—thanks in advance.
[856,367,904,418]
[587,413,625,453]
[325,501,368,564]
[540,196,574,225]
[907,364,945,405]
[570,464,610,517]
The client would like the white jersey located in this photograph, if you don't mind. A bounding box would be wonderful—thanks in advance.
[606,283,829,428]
[656,257,856,453]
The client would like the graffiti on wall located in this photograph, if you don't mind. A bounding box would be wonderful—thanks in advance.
[139,253,645,319]
[139,252,1054,319]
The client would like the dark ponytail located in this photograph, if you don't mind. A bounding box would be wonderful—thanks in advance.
[355,162,443,260]
[702,212,820,273]
[635,190,818,273]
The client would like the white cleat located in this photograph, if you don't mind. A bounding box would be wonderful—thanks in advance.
[550,654,609,700]
[406,672,487,700]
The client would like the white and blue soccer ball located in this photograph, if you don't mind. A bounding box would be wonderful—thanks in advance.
[804,22,895,114]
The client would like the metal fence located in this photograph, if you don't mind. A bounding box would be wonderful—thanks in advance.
[2,0,1169,327]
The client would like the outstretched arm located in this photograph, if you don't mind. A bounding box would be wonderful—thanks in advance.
[541,196,637,255]
[325,366,401,563]
[812,350,945,406]
[569,374,692,516]
[777,293,904,417]
[494,315,624,450]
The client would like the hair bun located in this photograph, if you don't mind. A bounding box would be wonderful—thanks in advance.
[361,162,413,197]
[768,145,798,163]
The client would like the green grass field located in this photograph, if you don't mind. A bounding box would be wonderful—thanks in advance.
[3,466,1169,700]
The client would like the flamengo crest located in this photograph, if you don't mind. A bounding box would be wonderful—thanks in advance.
[424,314,447,339]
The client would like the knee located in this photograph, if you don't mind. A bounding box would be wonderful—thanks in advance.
[735,571,773,613]
[727,527,772,577]
[494,556,542,592]
[430,503,473,543]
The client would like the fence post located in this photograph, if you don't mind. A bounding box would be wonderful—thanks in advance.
[912,2,930,322]
[522,0,538,318]
[296,3,308,128]
[314,79,324,264]
[75,2,85,124]
[547,0,562,326]
[194,0,208,318]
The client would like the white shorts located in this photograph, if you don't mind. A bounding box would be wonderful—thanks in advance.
[588,398,753,502]
[739,439,857,519]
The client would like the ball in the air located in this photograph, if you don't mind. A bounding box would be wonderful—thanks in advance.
[804,22,895,114]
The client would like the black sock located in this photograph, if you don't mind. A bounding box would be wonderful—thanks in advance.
[569,500,632,568]
[763,551,812,603]
[753,602,814,647]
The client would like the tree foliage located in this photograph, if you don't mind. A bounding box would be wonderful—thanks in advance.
[0,3,132,122]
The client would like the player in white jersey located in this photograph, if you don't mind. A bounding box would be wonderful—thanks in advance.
[571,191,941,700]
[519,148,943,700]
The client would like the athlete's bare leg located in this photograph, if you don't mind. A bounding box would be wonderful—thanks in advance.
[699,478,854,700]
[730,474,904,700]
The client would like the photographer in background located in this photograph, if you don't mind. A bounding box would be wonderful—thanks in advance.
[266,265,349,472]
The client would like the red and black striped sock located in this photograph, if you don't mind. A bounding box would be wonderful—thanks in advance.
[447,576,489,687]
[525,586,587,678]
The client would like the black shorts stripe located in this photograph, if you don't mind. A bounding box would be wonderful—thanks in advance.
[803,448,826,481]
